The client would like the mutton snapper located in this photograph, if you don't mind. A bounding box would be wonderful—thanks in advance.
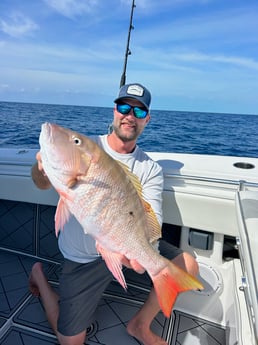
[38,122,203,317]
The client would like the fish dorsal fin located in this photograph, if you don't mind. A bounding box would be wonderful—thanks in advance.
[116,160,143,198]
[116,160,161,243]
[143,200,162,243]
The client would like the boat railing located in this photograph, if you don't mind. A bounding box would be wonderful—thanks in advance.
[163,173,258,191]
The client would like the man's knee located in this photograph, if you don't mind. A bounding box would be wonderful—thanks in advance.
[172,252,199,276]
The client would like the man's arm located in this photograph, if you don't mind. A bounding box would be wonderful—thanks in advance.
[142,162,164,227]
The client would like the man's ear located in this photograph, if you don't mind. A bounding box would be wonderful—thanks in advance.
[145,114,151,124]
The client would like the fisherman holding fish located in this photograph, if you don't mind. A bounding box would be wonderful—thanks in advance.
[30,83,201,345]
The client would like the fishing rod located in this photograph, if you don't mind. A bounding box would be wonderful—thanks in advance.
[120,0,136,87]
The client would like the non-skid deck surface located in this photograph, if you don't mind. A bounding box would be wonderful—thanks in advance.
[0,250,226,345]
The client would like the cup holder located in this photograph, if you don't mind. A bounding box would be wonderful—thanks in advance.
[193,262,222,296]
[233,162,255,169]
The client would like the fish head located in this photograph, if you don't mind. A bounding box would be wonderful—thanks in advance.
[39,122,92,188]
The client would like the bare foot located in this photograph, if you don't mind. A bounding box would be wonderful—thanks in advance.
[29,262,44,297]
[127,318,168,345]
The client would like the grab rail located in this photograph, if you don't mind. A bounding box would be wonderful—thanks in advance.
[163,173,258,190]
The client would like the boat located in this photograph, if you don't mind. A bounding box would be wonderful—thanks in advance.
[1,1,257,343]
[0,147,257,345]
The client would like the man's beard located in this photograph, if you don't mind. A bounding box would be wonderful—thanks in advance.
[112,123,140,142]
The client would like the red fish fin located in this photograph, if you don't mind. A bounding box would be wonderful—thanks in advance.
[97,244,127,290]
[151,262,203,318]
[55,197,71,236]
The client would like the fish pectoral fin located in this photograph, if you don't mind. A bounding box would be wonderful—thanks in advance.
[54,197,71,236]
[96,244,127,290]
[151,261,204,318]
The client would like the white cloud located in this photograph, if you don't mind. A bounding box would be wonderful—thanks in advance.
[0,13,38,38]
[44,0,98,18]
[171,52,258,71]
[0,83,10,91]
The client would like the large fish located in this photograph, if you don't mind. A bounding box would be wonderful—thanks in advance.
[38,122,203,317]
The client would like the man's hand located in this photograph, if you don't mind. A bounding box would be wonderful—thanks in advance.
[96,242,145,274]
[31,151,51,189]
[36,152,45,173]
[122,258,146,274]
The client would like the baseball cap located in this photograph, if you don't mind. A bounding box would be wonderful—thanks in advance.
[114,83,151,111]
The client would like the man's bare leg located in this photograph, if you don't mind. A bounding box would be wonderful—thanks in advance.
[29,262,86,345]
[127,252,199,345]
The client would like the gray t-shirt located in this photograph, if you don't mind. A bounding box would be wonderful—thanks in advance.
[58,134,164,263]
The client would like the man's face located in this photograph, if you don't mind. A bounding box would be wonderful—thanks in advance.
[113,98,150,142]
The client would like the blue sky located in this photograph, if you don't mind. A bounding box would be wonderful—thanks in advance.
[0,0,257,114]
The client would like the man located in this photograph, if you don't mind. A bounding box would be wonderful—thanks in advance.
[30,83,199,345]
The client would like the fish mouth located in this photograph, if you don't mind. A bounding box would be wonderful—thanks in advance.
[40,122,59,144]
[41,122,51,139]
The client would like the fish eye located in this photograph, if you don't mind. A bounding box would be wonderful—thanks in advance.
[72,136,82,145]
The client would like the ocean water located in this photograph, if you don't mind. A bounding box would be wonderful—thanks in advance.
[0,101,257,158]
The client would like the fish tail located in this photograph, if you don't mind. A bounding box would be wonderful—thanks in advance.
[151,261,203,318]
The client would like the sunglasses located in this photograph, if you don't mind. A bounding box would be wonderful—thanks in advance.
[116,102,148,119]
